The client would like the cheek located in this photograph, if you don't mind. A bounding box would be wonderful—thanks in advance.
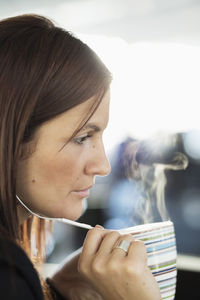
[34,154,79,186]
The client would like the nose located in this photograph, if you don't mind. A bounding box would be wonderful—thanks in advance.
[84,142,111,177]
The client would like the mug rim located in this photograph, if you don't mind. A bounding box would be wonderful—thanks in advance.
[119,220,173,234]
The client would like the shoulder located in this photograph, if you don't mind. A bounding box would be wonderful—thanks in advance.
[0,238,44,300]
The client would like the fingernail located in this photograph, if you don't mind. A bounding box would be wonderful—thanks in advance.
[95,224,104,229]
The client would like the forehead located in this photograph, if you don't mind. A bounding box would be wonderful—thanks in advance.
[36,90,110,140]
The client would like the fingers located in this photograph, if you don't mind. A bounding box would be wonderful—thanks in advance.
[111,234,134,258]
[79,226,108,277]
[81,227,147,266]
[97,231,120,255]
[90,231,135,257]
[127,240,148,266]
[79,229,148,283]
[81,226,108,256]
[82,228,143,260]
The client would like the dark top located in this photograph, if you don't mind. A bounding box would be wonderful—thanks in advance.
[0,238,44,299]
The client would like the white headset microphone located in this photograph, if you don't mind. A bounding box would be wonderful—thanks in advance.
[16,195,93,230]
[16,196,138,235]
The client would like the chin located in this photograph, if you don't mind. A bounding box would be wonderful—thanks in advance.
[62,206,84,221]
[69,211,83,221]
[50,198,85,220]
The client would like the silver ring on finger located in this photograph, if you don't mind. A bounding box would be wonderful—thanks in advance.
[113,239,131,254]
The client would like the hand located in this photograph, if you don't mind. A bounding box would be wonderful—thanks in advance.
[78,226,161,300]
[49,248,104,300]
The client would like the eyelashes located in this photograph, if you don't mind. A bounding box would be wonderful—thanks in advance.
[74,133,92,145]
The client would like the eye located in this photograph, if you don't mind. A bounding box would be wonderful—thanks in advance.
[74,134,91,145]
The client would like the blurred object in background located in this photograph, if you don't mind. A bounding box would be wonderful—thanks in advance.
[103,138,143,229]
[183,130,200,161]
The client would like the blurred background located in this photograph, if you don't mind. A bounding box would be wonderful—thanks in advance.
[1,1,200,298]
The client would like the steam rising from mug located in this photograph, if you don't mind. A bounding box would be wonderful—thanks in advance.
[123,136,188,224]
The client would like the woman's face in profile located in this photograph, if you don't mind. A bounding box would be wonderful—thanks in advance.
[16,90,110,222]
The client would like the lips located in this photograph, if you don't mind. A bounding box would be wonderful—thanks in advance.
[75,189,90,198]
[73,185,93,198]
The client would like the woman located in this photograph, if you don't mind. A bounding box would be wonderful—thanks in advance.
[0,14,161,300]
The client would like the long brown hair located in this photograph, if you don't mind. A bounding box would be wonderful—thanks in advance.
[0,14,111,263]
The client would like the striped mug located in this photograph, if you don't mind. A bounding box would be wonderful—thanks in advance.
[120,220,176,300]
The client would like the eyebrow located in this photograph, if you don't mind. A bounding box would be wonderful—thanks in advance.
[81,123,101,132]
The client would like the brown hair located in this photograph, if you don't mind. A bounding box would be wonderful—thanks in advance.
[0,12,111,271]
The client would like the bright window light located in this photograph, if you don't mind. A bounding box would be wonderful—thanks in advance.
[77,34,200,151]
